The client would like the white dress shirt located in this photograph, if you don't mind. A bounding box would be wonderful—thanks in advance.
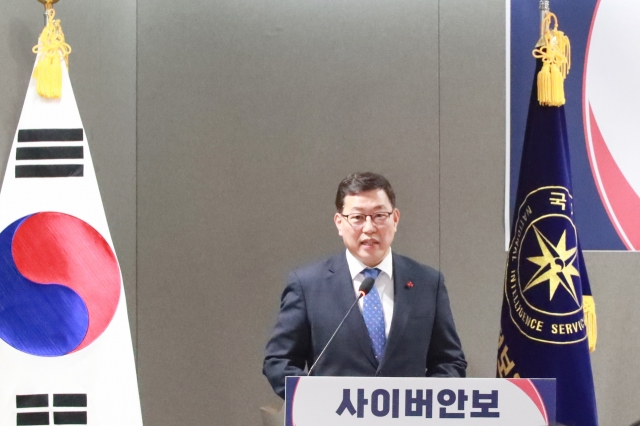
[345,249,394,338]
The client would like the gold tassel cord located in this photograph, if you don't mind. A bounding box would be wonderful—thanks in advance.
[583,295,597,353]
[532,12,570,107]
[32,8,71,99]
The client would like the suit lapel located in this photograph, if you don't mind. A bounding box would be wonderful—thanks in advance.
[378,254,413,372]
[328,253,378,369]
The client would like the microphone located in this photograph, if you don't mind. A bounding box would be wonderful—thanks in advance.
[307,277,375,376]
[358,277,376,297]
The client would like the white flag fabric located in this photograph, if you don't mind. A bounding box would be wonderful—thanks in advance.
[0,59,143,425]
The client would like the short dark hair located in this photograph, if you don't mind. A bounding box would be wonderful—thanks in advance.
[335,172,396,212]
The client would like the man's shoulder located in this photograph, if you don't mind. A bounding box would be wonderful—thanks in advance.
[392,252,442,281]
[289,252,345,283]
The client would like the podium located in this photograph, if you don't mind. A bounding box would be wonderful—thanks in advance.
[285,377,555,425]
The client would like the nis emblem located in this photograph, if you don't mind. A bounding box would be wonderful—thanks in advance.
[506,187,587,345]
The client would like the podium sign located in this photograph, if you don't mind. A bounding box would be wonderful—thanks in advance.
[285,377,555,425]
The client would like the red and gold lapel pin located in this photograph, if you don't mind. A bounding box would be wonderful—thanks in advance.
[406,281,414,289]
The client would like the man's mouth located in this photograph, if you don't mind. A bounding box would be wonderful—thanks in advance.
[360,239,379,247]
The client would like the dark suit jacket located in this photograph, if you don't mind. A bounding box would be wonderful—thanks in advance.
[263,252,467,398]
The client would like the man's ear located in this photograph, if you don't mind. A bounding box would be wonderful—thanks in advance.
[392,208,400,230]
[334,213,343,236]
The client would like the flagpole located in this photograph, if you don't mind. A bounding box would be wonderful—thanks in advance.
[37,0,60,26]
[536,0,550,47]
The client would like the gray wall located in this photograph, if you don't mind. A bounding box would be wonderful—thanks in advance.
[2,1,640,425]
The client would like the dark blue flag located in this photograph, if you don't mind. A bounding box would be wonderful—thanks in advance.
[498,59,598,426]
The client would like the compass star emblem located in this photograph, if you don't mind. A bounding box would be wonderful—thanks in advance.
[523,225,580,306]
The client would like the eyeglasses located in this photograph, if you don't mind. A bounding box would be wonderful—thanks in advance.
[340,211,393,227]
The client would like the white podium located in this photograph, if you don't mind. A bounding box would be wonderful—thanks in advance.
[285,377,555,425]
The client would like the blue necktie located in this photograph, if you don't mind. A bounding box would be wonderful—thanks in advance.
[361,268,385,361]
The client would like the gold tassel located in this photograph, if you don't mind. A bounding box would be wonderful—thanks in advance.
[32,7,71,99]
[532,12,570,107]
[583,295,597,352]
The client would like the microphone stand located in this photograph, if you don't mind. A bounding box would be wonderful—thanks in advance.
[307,293,363,376]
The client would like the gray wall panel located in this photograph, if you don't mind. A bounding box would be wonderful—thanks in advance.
[439,0,506,379]
[137,0,439,424]
[0,2,137,344]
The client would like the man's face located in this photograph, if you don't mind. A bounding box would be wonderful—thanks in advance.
[334,189,400,267]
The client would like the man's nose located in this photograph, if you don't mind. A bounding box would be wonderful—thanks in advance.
[362,216,377,233]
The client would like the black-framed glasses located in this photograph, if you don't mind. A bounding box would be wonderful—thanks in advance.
[340,211,393,227]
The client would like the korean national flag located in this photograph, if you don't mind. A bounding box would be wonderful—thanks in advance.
[0,52,143,424]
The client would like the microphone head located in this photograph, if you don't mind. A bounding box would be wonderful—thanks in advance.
[358,277,375,296]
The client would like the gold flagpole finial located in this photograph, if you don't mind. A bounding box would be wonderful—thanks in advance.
[37,0,60,10]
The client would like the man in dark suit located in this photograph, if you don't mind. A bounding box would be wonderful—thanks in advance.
[263,172,466,398]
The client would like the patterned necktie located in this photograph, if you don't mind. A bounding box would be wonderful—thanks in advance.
[361,268,385,361]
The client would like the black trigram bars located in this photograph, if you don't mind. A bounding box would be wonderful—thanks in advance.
[18,129,83,143]
[52,412,87,425]
[15,165,84,178]
[16,394,48,426]
[15,129,84,178]
[16,394,87,425]
[16,147,84,161]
